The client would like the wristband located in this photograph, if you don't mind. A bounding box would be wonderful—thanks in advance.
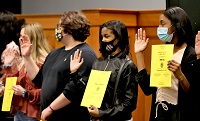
[49,106,54,112]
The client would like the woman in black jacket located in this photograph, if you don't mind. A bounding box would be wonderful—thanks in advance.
[134,7,196,121]
[71,20,138,121]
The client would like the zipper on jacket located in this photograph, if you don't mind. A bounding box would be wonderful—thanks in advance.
[103,55,110,71]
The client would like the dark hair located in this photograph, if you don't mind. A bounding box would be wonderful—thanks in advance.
[60,11,90,42]
[99,20,130,58]
[163,7,194,47]
[0,10,25,64]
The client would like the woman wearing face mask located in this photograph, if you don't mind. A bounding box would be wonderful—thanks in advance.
[134,7,196,121]
[70,20,138,121]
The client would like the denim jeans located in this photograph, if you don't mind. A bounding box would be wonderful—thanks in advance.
[14,110,38,121]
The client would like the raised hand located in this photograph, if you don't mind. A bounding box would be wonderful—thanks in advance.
[2,47,15,64]
[19,34,32,58]
[195,31,200,59]
[1,41,20,64]
[70,49,84,74]
[134,28,149,53]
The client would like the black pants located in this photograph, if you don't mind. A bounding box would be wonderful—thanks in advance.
[155,101,179,121]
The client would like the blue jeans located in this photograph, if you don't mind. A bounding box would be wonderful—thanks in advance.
[14,110,38,121]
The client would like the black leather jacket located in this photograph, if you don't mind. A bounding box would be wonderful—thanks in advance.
[92,53,138,121]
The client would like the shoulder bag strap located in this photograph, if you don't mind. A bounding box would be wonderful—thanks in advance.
[111,56,132,106]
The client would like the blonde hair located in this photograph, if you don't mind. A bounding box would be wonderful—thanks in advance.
[22,22,51,64]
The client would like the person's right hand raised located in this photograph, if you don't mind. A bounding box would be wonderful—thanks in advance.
[1,45,16,64]
[19,34,32,58]
[1,41,20,64]
[70,49,84,74]
[134,28,149,53]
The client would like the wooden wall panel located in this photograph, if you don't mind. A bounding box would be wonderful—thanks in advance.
[16,14,60,29]
[85,27,100,56]
[82,9,137,27]
[15,9,164,121]
[137,10,163,27]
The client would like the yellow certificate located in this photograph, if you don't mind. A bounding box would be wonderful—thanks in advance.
[81,69,111,108]
[2,77,17,111]
[150,44,174,87]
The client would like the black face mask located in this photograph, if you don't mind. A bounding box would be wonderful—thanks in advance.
[101,38,119,55]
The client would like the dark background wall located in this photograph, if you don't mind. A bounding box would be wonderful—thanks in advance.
[0,0,21,13]
[166,0,200,38]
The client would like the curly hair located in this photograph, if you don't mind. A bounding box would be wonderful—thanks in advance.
[60,11,90,42]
